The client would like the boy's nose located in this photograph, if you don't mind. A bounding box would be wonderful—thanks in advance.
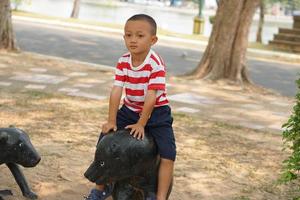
[130,36,137,42]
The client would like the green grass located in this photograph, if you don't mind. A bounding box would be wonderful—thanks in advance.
[22,90,55,99]
[12,10,209,41]
[12,11,290,53]
[12,10,124,30]
[248,42,274,51]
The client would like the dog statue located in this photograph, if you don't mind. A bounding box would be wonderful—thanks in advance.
[84,129,171,200]
[0,127,41,199]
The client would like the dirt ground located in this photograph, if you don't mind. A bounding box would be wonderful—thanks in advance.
[0,52,299,200]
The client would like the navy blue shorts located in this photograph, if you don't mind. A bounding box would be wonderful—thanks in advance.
[116,105,176,161]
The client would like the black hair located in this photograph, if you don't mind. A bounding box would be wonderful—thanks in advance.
[126,14,157,35]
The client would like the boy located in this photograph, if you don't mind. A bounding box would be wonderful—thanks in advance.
[85,14,176,200]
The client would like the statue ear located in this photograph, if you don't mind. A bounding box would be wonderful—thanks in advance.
[0,131,8,144]
[110,142,120,157]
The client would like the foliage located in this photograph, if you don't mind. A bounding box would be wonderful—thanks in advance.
[272,0,300,9]
[10,0,31,11]
[281,76,300,183]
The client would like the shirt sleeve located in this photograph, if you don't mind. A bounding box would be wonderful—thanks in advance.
[114,60,125,87]
[148,64,166,91]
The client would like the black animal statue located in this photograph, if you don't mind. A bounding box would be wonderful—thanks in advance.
[0,127,41,200]
[84,129,172,200]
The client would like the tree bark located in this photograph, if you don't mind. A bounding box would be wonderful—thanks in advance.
[0,0,18,51]
[70,0,80,19]
[256,0,264,43]
[190,0,259,85]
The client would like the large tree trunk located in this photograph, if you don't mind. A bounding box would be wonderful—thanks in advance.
[0,0,18,51]
[190,0,259,85]
[256,0,265,43]
[70,0,80,19]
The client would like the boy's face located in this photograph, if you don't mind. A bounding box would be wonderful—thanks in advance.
[124,20,157,56]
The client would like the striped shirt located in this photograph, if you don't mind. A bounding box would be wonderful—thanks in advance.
[114,49,169,113]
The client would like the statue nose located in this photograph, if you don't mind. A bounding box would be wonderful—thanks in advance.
[111,143,118,151]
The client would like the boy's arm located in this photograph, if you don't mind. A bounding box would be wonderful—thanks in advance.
[138,90,157,127]
[102,85,123,133]
[126,90,156,140]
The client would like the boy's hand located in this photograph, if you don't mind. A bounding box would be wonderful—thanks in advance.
[125,123,145,140]
[102,122,117,134]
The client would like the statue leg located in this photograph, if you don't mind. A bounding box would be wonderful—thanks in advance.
[0,189,13,199]
[6,163,38,199]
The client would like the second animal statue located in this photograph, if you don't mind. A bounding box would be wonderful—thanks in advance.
[84,129,172,200]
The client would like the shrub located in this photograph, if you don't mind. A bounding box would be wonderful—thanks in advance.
[281,77,300,183]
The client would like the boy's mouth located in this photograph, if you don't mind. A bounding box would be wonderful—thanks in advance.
[130,45,138,49]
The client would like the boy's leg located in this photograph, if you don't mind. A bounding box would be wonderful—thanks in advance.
[84,132,111,199]
[84,183,113,200]
[146,106,176,200]
[157,158,174,200]
[116,105,139,129]
[95,185,105,191]
[92,133,105,199]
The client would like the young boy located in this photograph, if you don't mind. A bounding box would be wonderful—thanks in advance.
[85,14,176,200]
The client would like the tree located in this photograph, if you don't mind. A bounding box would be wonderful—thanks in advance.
[0,0,18,51]
[11,0,30,11]
[256,0,265,43]
[189,0,260,85]
[11,0,22,10]
[70,0,80,19]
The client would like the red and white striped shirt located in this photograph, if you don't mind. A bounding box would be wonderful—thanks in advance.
[114,49,169,113]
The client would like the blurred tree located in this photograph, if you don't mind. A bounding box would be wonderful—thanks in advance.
[256,0,300,43]
[0,0,18,50]
[11,0,22,10]
[269,0,300,14]
[189,0,260,85]
[71,0,81,19]
[10,0,30,11]
[256,0,265,43]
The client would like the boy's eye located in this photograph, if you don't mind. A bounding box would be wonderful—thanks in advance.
[138,35,144,38]
[125,34,131,37]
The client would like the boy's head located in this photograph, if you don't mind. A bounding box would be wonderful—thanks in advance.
[126,14,157,36]
[124,14,158,56]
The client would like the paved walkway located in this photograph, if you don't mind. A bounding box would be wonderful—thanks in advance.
[12,15,300,64]
[0,52,294,134]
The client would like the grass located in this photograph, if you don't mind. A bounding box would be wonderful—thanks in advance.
[0,67,299,199]
[12,10,124,30]
[13,10,208,40]
[12,10,276,52]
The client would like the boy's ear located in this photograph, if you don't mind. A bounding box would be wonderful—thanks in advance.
[151,36,158,45]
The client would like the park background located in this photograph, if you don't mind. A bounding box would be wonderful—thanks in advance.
[1,0,300,199]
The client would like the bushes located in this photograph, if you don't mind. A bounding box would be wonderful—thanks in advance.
[281,77,300,183]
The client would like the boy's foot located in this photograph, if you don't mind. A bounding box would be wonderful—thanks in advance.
[146,194,157,200]
[146,197,157,200]
[84,185,113,200]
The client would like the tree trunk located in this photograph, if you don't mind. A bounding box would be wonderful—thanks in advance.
[190,0,259,85]
[70,0,80,19]
[256,0,264,43]
[0,0,18,51]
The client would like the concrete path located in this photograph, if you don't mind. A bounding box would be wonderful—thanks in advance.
[13,15,300,97]
[0,52,294,134]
